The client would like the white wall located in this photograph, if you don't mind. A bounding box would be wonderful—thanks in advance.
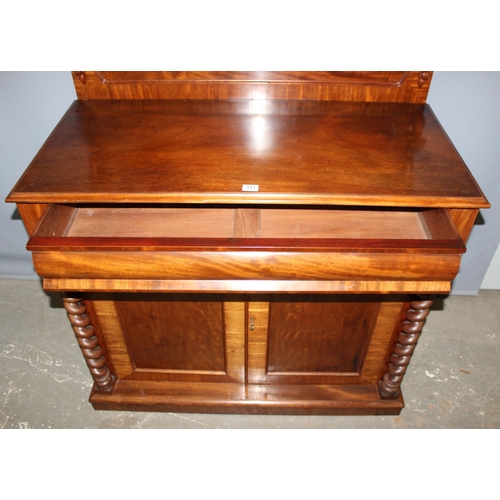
[0,72,76,278]
[1,71,499,292]
[427,72,500,293]
[481,243,500,289]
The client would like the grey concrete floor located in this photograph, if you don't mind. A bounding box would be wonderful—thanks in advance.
[1,278,499,429]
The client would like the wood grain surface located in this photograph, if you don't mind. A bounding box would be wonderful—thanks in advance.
[42,279,452,294]
[72,71,431,103]
[89,380,404,415]
[7,100,488,208]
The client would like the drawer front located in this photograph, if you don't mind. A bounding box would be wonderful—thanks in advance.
[28,204,466,286]
[32,249,462,282]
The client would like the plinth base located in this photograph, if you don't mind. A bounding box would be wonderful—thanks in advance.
[90,380,404,416]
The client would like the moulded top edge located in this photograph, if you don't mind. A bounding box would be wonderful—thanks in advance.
[6,191,491,209]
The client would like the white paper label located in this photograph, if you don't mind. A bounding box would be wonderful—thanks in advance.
[242,184,259,192]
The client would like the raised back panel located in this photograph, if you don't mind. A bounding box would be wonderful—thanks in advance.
[72,71,433,102]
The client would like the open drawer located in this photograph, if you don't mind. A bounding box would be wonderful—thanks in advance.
[27,203,466,293]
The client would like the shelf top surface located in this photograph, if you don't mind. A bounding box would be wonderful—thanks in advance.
[7,99,489,208]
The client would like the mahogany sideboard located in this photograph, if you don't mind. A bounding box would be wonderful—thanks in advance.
[6,71,489,415]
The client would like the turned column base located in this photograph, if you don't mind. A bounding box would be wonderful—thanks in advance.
[62,293,116,393]
[380,295,434,399]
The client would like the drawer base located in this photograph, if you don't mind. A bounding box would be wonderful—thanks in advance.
[89,380,404,416]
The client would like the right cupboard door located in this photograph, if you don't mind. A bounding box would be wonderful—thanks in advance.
[247,295,409,386]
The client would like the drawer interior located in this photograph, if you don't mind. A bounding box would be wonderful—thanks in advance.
[67,207,236,238]
[28,204,464,251]
[42,205,447,239]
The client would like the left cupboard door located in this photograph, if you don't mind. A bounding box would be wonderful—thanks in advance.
[87,293,246,384]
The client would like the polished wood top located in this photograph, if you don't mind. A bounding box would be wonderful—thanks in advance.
[7,99,489,208]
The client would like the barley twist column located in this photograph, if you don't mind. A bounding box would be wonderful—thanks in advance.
[62,293,116,392]
[380,295,434,399]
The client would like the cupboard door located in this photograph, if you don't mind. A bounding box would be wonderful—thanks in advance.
[247,295,408,385]
[90,293,245,383]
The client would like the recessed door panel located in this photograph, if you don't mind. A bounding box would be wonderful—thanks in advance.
[267,297,379,373]
[248,295,407,385]
[116,294,226,371]
[92,293,245,383]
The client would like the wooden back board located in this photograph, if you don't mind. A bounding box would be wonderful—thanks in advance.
[72,71,433,102]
